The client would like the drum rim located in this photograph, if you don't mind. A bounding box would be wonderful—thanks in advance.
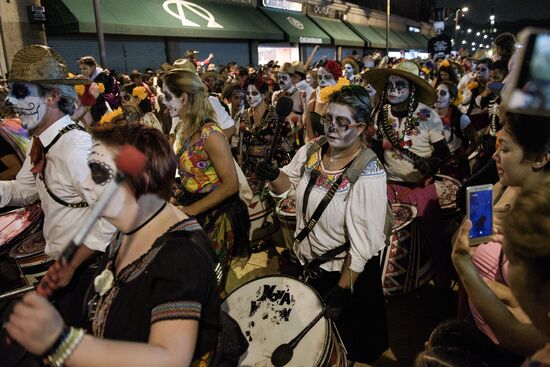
[275,197,297,217]
[391,203,418,232]
[223,274,326,308]
[8,232,46,259]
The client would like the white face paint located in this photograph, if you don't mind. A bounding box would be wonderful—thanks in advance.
[317,67,336,88]
[245,84,263,108]
[6,83,47,130]
[162,86,184,117]
[278,72,293,91]
[435,84,451,109]
[86,142,127,221]
[323,103,364,150]
[344,63,354,78]
[386,75,410,105]
[477,64,490,81]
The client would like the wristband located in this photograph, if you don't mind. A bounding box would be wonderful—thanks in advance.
[41,325,69,359]
[45,327,85,367]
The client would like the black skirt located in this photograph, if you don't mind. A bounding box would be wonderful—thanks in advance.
[306,256,389,363]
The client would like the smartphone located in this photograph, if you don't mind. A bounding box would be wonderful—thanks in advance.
[466,184,493,245]
[487,82,504,94]
[502,28,550,117]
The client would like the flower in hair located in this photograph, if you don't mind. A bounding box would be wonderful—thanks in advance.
[319,77,350,103]
[439,59,450,68]
[97,83,105,94]
[467,81,479,90]
[132,86,148,101]
[99,107,124,126]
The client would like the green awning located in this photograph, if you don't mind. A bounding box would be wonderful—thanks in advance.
[43,0,283,40]
[386,29,410,50]
[308,16,364,47]
[411,33,429,50]
[260,8,330,45]
[344,22,387,48]
[393,30,427,50]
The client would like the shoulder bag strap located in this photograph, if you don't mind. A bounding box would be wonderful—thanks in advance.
[42,124,89,208]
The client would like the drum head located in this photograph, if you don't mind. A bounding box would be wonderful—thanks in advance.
[275,196,296,217]
[391,204,417,232]
[435,175,461,209]
[0,204,42,249]
[222,275,329,366]
[9,232,46,260]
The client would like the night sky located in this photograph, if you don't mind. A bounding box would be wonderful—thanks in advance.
[436,0,550,23]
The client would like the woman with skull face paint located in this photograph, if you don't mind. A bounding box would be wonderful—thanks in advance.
[304,60,342,141]
[436,81,480,180]
[239,73,293,184]
[365,62,453,288]
[257,85,389,364]
[6,119,223,367]
[162,68,250,289]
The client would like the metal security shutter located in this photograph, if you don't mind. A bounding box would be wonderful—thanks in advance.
[116,38,167,73]
[48,36,167,74]
[176,40,249,67]
[303,46,336,64]
[48,36,102,73]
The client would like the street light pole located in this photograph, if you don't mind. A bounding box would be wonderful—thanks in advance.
[454,7,468,50]
[92,0,107,68]
[386,0,390,57]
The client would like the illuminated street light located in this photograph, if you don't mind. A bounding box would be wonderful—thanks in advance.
[462,40,467,44]
[456,25,461,30]
[476,32,481,36]
[491,20,495,25]
[479,44,484,47]
[471,42,476,45]
[462,6,469,12]
[472,47,476,51]
[484,34,488,39]
[454,6,469,50]
[467,28,472,33]
[490,15,495,21]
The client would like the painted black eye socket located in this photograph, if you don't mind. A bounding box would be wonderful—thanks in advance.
[88,160,114,185]
[10,83,31,99]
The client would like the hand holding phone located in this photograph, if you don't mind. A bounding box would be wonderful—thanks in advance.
[466,184,493,245]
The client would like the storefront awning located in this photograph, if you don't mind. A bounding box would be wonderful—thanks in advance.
[344,22,387,49]
[392,30,427,50]
[43,0,284,40]
[308,16,364,47]
[260,8,331,45]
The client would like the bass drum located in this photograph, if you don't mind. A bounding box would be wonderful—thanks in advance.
[222,275,346,366]
[0,204,43,257]
[275,195,297,259]
[9,231,52,286]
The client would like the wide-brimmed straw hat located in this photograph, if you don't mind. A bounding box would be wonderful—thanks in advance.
[363,61,436,105]
[8,45,86,85]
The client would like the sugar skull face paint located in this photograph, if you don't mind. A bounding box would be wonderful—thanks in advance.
[245,84,263,108]
[323,103,364,150]
[161,85,183,117]
[6,83,47,130]
[386,75,410,105]
[435,84,451,109]
[344,63,354,79]
[317,67,336,88]
[278,72,293,91]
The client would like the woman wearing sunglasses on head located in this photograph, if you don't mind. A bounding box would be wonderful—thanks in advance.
[256,85,389,365]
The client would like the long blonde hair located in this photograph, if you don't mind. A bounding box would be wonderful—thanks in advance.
[162,68,217,151]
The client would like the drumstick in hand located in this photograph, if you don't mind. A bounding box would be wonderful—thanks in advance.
[37,144,147,298]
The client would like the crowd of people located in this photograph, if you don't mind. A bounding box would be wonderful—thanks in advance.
[0,29,548,367]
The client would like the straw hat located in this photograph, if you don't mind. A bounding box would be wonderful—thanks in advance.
[291,61,306,77]
[8,45,86,85]
[363,61,436,105]
[280,62,295,75]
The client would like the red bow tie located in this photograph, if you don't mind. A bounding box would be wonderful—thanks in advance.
[30,137,46,175]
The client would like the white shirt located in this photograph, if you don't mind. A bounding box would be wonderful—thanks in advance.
[0,115,115,258]
[281,141,387,273]
[375,102,445,183]
[443,113,471,154]
[170,97,235,134]
[295,79,314,106]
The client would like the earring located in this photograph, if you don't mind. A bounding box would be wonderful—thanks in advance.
[47,96,53,101]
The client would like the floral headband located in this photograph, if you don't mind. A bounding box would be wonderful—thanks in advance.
[99,107,124,126]
[319,77,350,103]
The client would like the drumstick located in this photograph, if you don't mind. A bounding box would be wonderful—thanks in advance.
[0,285,35,302]
[37,144,147,297]
[258,97,293,199]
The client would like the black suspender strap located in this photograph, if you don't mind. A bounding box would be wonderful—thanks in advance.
[41,124,89,208]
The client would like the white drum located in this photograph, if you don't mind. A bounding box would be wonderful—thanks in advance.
[222,276,346,366]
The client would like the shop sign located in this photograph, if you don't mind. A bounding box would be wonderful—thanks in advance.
[307,4,339,19]
[163,0,223,28]
[287,16,304,30]
[299,37,322,44]
[262,0,303,12]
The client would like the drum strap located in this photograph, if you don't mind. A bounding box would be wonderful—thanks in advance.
[41,124,89,208]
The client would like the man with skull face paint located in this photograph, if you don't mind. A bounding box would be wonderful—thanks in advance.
[0,45,115,323]
[365,62,454,288]
[304,60,342,141]
[342,58,359,84]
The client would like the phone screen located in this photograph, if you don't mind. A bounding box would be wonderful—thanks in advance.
[507,32,550,115]
[468,189,493,240]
